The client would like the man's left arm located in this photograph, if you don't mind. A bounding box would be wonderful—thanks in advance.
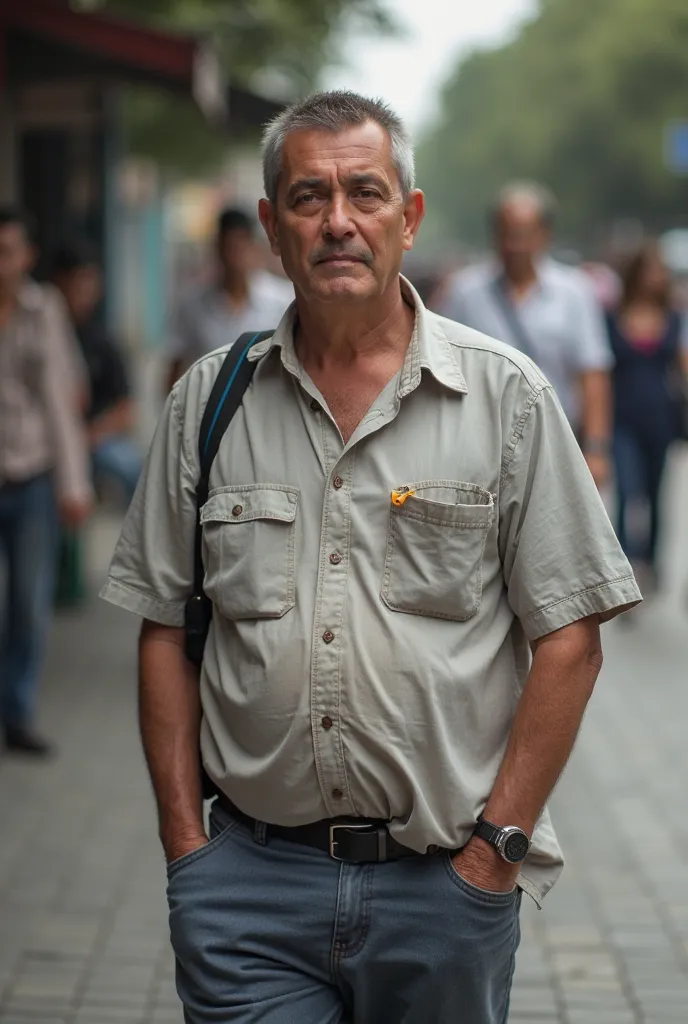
[580,369,612,487]
[460,382,642,891]
[454,614,602,891]
[571,276,614,486]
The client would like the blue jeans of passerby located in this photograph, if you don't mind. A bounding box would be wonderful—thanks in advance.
[92,435,142,505]
[0,474,59,728]
[167,801,522,1024]
[613,425,671,570]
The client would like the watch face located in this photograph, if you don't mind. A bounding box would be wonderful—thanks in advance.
[503,831,529,863]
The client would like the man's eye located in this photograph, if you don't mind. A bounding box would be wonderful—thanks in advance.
[296,193,318,205]
[355,189,380,200]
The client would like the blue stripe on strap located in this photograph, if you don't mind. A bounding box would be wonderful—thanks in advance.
[202,333,262,459]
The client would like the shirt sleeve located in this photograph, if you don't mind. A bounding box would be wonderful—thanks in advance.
[570,275,614,373]
[499,383,641,640]
[40,290,92,504]
[100,385,197,626]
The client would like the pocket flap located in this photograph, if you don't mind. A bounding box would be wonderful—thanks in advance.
[392,481,494,528]
[201,485,298,525]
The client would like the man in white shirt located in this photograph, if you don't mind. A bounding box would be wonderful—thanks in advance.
[440,183,613,486]
[166,207,293,390]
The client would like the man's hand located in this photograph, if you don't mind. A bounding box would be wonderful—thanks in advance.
[59,496,92,530]
[451,836,519,894]
[584,451,610,489]
[163,826,208,866]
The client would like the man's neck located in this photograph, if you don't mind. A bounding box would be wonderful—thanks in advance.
[0,288,19,328]
[295,284,414,371]
[503,258,539,301]
[220,272,250,306]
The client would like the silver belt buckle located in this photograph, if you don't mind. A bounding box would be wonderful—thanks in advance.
[329,823,376,861]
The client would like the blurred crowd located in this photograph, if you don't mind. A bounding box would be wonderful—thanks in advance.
[1,179,687,756]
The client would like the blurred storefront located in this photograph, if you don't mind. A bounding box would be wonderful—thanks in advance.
[0,0,281,346]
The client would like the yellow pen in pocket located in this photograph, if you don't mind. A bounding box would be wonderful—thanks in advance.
[391,487,415,507]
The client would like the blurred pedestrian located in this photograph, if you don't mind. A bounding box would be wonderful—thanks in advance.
[166,207,293,390]
[607,242,687,593]
[51,242,142,506]
[0,207,91,756]
[441,182,613,486]
[102,92,639,1023]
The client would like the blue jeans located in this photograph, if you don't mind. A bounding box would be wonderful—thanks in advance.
[167,802,522,1023]
[0,474,59,728]
[92,435,142,505]
[613,426,670,570]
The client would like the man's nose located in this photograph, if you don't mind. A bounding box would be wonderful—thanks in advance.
[323,195,356,239]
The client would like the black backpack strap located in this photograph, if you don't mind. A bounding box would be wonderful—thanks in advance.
[184,330,273,666]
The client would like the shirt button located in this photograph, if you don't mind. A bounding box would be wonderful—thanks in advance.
[332,788,344,800]
[231,504,243,517]
[310,399,320,412]
[333,475,343,489]
[321,716,333,730]
[322,630,334,644]
[329,552,342,565]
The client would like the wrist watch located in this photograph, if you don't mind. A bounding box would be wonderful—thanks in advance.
[473,817,530,864]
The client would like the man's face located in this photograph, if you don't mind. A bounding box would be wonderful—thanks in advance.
[496,200,549,267]
[56,264,102,324]
[0,223,34,296]
[259,122,424,304]
[218,227,256,278]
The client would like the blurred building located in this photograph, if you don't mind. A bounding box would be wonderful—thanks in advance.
[0,0,281,346]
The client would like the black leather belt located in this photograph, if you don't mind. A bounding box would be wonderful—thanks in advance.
[215,794,435,864]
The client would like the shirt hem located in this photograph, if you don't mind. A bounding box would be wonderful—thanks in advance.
[99,577,186,627]
[523,575,642,641]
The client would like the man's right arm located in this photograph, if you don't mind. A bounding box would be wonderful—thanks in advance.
[139,620,207,862]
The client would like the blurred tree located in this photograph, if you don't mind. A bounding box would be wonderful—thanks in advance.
[77,0,395,173]
[417,0,688,253]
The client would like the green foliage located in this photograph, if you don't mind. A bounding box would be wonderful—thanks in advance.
[417,0,688,253]
[84,0,394,175]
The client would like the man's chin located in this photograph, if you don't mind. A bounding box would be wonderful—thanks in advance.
[308,267,374,301]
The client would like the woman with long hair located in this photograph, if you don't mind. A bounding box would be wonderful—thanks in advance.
[607,242,684,593]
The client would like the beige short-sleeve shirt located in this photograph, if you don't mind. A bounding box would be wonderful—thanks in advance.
[102,278,640,905]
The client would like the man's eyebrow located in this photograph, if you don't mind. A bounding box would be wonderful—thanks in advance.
[286,177,325,199]
[347,173,388,188]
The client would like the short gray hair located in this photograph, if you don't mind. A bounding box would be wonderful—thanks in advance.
[493,180,558,228]
[261,90,415,204]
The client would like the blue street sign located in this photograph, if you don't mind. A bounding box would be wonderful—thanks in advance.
[663,120,688,176]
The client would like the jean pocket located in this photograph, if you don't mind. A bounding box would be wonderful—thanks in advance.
[201,484,298,619]
[381,480,494,621]
[166,819,238,880]
[443,852,518,906]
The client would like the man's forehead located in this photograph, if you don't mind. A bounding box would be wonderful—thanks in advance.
[281,122,393,177]
[500,198,543,226]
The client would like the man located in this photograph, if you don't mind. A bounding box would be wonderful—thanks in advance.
[440,182,613,486]
[51,242,142,505]
[166,206,293,390]
[102,92,641,1023]
[0,208,91,756]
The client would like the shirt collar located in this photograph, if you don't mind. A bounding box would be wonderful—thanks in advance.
[17,279,45,312]
[247,275,468,397]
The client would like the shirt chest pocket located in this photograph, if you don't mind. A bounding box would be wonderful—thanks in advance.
[200,485,298,620]
[381,481,494,622]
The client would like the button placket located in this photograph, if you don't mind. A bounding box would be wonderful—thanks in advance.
[310,453,355,817]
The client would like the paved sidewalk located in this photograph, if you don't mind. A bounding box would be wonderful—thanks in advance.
[1,453,687,1023]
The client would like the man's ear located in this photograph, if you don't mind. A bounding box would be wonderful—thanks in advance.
[402,190,425,252]
[258,199,281,257]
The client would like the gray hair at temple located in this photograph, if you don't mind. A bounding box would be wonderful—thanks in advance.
[261,90,415,205]
[492,181,559,229]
